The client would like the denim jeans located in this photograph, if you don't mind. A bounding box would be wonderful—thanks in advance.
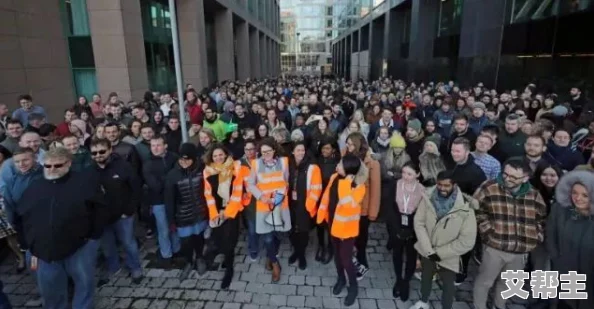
[245,219,259,257]
[0,280,12,309]
[152,204,180,258]
[261,232,280,263]
[36,240,99,309]
[100,216,143,278]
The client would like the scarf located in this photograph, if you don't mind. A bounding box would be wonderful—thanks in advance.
[395,179,424,214]
[431,188,458,219]
[205,156,235,203]
[409,130,425,143]
[376,136,390,148]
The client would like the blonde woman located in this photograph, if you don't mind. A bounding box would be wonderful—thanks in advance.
[352,109,370,138]
[419,137,446,187]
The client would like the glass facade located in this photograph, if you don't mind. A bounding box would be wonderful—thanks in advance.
[60,0,97,101]
[141,0,175,94]
[281,0,351,75]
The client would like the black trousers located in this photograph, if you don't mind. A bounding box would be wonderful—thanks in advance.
[180,233,205,264]
[289,230,309,258]
[333,237,357,286]
[392,235,417,282]
[355,216,370,268]
[316,223,333,252]
[205,218,239,269]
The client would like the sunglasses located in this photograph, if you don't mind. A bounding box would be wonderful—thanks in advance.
[44,163,67,169]
[91,149,108,156]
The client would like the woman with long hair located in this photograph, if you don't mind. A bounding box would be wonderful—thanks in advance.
[246,138,291,282]
[317,153,366,306]
[535,96,556,121]
[352,109,370,138]
[73,95,93,118]
[203,144,241,289]
[266,109,286,131]
[389,162,424,301]
[309,118,334,156]
[338,121,361,153]
[223,128,245,160]
[68,119,91,147]
[152,110,167,135]
[256,123,269,140]
[287,142,322,270]
[344,132,378,279]
[314,138,340,264]
[547,171,594,309]
[419,138,446,187]
[370,126,392,158]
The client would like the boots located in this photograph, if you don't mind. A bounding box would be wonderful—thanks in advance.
[392,281,400,298]
[298,255,307,270]
[322,246,333,265]
[288,252,298,265]
[271,261,281,282]
[221,268,233,289]
[332,277,346,295]
[344,284,358,306]
[399,280,410,301]
[315,246,324,262]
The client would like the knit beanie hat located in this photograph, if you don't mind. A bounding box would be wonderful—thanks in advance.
[424,135,441,151]
[473,102,486,111]
[179,143,198,159]
[389,132,406,149]
[407,119,422,134]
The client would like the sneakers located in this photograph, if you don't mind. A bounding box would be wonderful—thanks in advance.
[356,264,368,281]
[195,258,208,276]
[145,229,154,239]
[409,301,430,309]
[248,252,258,262]
[455,273,466,286]
[131,275,143,285]
[288,252,298,265]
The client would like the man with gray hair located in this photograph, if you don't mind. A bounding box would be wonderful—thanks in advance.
[17,147,108,309]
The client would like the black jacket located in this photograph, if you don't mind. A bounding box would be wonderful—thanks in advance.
[317,156,339,191]
[17,172,108,262]
[289,158,314,232]
[143,152,179,205]
[405,137,425,166]
[450,155,487,195]
[444,129,477,166]
[113,140,141,175]
[166,128,182,154]
[92,154,142,224]
[164,162,208,227]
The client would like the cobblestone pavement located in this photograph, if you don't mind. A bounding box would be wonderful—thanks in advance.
[1,223,528,309]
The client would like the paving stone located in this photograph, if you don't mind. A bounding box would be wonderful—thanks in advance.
[204,302,223,309]
[322,297,341,309]
[185,301,206,309]
[222,303,241,309]
[131,299,152,309]
[233,291,253,303]
[376,299,396,309]
[269,294,287,306]
[131,287,151,298]
[146,269,165,277]
[305,276,321,286]
[148,288,168,298]
[198,290,219,301]
[305,296,323,308]
[278,284,297,295]
[163,278,182,288]
[165,289,184,299]
[314,286,332,297]
[242,305,259,309]
[95,297,117,309]
[167,300,186,309]
[358,299,377,309]
[297,285,314,296]
[287,295,305,307]
[115,278,132,287]
[114,298,133,309]
[196,279,215,289]
[216,291,235,302]
[180,279,198,289]
[148,277,166,288]
[23,298,42,307]
[229,281,247,291]
[364,288,384,299]
[252,293,270,305]
[182,290,202,300]
[289,275,305,285]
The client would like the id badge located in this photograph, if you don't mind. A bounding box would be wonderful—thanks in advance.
[292,190,298,201]
[401,214,409,227]
[30,256,38,271]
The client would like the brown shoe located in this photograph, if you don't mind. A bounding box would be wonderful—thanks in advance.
[271,262,281,282]
[265,259,273,271]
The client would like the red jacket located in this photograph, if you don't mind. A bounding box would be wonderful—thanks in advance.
[186,103,203,125]
[56,122,70,137]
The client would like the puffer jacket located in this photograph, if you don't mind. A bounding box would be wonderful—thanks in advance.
[413,187,477,273]
[164,162,208,227]
[354,153,378,220]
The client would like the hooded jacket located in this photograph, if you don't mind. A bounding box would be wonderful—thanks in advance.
[547,171,594,309]
[202,115,227,142]
[414,187,477,273]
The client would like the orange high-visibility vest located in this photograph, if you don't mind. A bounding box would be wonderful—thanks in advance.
[253,157,289,212]
[305,164,323,217]
[203,164,242,220]
[317,173,366,239]
[225,160,252,219]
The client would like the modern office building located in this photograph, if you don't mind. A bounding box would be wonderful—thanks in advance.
[333,0,594,92]
[1,0,280,120]
[280,0,351,76]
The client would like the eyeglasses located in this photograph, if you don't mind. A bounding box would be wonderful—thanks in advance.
[244,147,256,151]
[261,149,274,155]
[44,162,67,169]
[502,172,525,182]
[91,150,108,156]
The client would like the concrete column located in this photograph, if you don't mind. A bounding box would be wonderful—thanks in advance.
[408,0,439,82]
[88,0,148,101]
[266,38,272,76]
[457,0,507,88]
[249,27,261,78]
[214,8,235,81]
[235,21,250,81]
[178,0,209,89]
[259,33,267,77]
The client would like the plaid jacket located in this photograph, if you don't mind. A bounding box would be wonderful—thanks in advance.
[474,179,547,253]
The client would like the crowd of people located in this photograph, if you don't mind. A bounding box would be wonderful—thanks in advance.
[0,77,593,309]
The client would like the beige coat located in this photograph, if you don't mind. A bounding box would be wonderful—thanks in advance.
[413,187,477,273]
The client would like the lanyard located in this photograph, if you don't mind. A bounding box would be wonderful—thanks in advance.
[400,182,417,214]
